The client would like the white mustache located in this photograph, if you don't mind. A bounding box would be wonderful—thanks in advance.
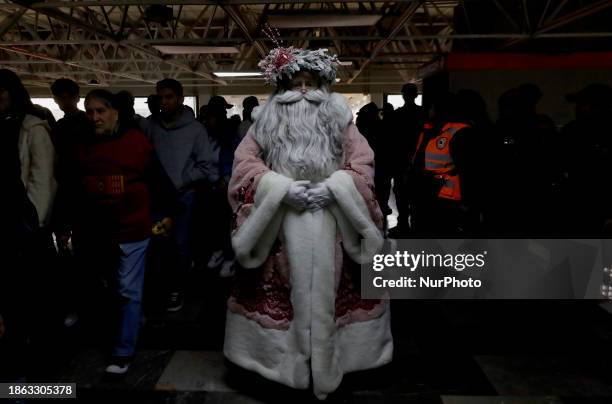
[275,89,329,105]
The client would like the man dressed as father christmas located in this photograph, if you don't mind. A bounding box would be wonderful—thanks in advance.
[224,47,393,400]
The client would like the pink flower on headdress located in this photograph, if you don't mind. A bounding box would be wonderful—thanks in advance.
[274,47,294,68]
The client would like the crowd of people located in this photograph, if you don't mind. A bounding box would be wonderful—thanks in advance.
[0,71,256,380]
[357,81,612,238]
[1,59,612,397]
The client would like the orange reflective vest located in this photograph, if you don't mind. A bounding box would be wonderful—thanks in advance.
[414,122,470,201]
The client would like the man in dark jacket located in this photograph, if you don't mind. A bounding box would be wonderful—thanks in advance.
[50,79,92,327]
[390,83,425,237]
[144,79,219,311]
[51,78,90,150]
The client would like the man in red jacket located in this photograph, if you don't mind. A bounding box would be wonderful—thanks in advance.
[56,89,177,375]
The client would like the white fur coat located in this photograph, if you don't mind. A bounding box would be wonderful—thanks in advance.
[224,98,393,399]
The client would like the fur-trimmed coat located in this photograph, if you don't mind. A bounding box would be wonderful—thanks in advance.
[224,99,393,399]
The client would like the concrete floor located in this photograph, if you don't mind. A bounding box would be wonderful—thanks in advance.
[27,263,612,403]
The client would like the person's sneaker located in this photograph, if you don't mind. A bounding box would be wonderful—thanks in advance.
[105,356,132,375]
[219,259,236,278]
[207,250,225,269]
[166,292,184,312]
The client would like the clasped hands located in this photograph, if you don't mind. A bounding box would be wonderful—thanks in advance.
[283,180,334,211]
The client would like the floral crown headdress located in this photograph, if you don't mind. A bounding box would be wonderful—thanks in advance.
[258,24,339,86]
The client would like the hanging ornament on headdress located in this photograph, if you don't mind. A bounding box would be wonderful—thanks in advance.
[262,23,283,48]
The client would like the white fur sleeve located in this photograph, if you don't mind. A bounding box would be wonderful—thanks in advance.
[232,171,292,268]
[326,170,383,264]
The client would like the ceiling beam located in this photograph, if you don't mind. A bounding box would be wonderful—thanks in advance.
[491,0,521,33]
[234,2,269,71]
[100,5,115,36]
[542,0,570,25]
[220,4,267,58]
[185,5,210,38]
[389,41,411,82]
[537,0,553,29]
[503,0,612,48]
[0,53,436,65]
[9,1,227,84]
[536,0,612,34]
[421,3,442,53]
[521,0,531,33]
[92,80,408,87]
[118,5,129,38]
[348,1,422,84]
[0,7,26,37]
[3,0,420,8]
[0,63,85,83]
[188,9,213,59]
[9,30,612,48]
[0,45,155,83]
[8,30,612,48]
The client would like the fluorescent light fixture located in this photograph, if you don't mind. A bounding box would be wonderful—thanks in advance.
[268,14,381,28]
[154,46,239,54]
[213,72,263,78]
[338,60,353,66]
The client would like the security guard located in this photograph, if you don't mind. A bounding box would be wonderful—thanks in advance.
[416,122,468,201]
[409,93,477,236]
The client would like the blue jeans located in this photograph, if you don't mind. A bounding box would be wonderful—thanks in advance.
[113,238,150,357]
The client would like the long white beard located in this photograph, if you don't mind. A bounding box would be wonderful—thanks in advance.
[252,88,350,182]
